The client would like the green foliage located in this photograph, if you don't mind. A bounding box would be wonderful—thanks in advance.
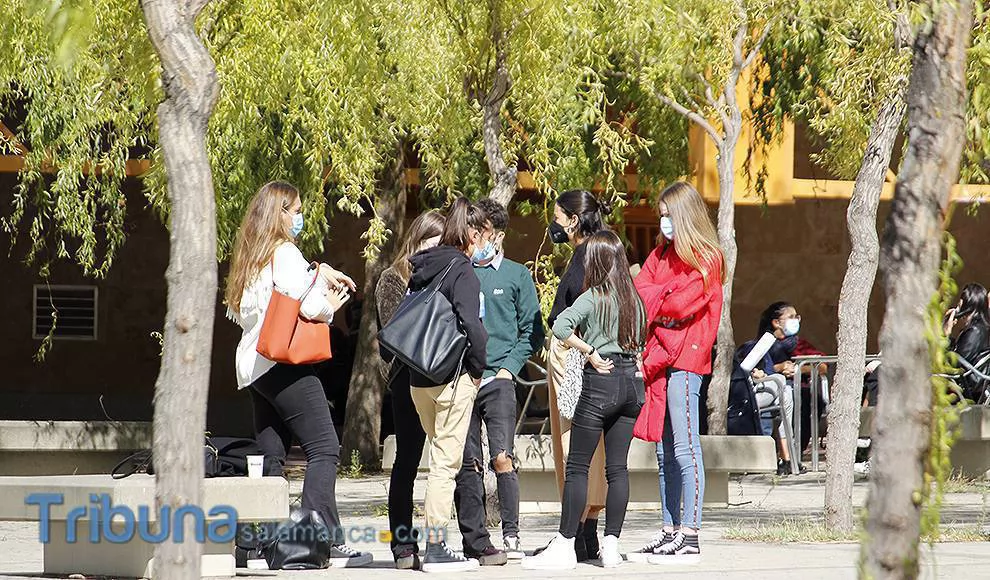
[2,0,622,273]
[921,229,966,542]
[756,0,912,180]
[962,6,990,189]
[602,0,782,203]
[0,0,157,276]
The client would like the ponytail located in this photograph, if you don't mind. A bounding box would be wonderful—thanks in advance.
[557,189,609,238]
[440,197,490,250]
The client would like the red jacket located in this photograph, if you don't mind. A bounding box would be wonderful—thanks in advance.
[633,244,723,441]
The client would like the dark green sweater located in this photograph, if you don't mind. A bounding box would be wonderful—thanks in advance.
[474,254,545,379]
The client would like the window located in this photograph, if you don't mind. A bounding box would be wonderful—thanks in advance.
[33,285,98,340]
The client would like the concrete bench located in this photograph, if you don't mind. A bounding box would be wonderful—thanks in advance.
[0,474,288,578]
[382,434,776,512]
[0,420,152,476]
[861,405,990,478]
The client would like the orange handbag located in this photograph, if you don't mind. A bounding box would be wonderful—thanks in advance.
[256,260,332,365]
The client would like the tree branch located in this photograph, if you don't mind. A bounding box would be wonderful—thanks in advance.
[742,21,772,70]
[731,18,748,68]
[658,92,721,144]
[187,0,212,19]
[695,72,728,129]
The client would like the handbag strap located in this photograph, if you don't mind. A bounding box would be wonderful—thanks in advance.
[426,258,459,300]
[269,254,321,301]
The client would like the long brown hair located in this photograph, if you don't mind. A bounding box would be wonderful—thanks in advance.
[658,181,726,288]
[583,230,645,351]
[440,197,489,250]
[393,210,446,281]
[225,181,300,313]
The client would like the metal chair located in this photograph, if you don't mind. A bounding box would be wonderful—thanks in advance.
[937,351,990,405]
[740,333,799,475]
[513,359,550,435]
[752,373,799,475]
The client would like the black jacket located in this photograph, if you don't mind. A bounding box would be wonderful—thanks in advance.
[408,245,488,383]
[951,318,990,398]
[548,242,587,328]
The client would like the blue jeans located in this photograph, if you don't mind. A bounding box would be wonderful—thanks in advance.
[657,369,705,529]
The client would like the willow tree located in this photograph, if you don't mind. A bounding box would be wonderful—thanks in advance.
[863,0,974,577]
[605,0,783,434]
[337,0,626,468]
[757,0,913,532]
[1,1,415,575]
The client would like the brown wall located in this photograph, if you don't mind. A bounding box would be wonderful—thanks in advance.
[2,176,988,430]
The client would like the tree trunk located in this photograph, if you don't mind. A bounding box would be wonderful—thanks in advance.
[863,1,972,577]
[825,92,906,532]
[480,43,516,206]
[341,145,408,469]
[140,0,219,578]
[707,130,739,436]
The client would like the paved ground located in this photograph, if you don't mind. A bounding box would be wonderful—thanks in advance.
[1,472,988,579]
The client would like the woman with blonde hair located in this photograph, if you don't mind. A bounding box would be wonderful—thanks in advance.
[375,209,446,570]
[629,181,724,565]
[226,181,372,568]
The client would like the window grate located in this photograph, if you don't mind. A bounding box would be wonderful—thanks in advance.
[33,285,98,340]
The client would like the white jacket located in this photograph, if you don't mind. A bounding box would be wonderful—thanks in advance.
[228,242,334,389]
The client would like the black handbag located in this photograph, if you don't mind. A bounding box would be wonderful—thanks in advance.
[259,508,332,570]
[377,258,468,385]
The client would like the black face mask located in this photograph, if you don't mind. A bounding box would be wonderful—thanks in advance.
[548,221,570,244]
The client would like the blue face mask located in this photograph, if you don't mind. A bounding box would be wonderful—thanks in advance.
[660,216,674,240]
[783,318,800,337]
[471,241,497,265]
[290,212,304,238]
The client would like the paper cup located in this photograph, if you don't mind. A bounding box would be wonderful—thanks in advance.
[247,455,264,478]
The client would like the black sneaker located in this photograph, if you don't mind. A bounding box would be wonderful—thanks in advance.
[464,545,508,566]
[625,531,671,563]
[329,544,374,568]
[648,532,700,564]
[422,541,481,573]
[394,546,421,570]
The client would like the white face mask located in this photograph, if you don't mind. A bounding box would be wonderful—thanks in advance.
[660,216,674,240]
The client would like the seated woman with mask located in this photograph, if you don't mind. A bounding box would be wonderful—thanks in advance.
[757,302,826,459]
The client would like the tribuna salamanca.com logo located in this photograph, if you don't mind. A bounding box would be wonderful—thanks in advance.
[26,493,237,544]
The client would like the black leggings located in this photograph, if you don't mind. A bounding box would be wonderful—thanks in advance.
[249,363,342,542]
[387,364,427,556]
[559,358,644,539]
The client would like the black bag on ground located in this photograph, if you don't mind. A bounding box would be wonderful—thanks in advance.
[258,508,332,570]
[111,436,279,479]
[377,258,467,385]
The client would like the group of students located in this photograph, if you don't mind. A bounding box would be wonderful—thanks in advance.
[224,180,727,572]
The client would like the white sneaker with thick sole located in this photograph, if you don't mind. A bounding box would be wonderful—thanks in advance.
[600,535,623,568]
[521,533,576,570]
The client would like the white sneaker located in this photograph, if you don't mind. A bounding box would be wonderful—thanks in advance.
[503,535,525,560]
[521,533,576,570]
[600,535,622,568]
[857,438,872,449]
[854,460,871,476]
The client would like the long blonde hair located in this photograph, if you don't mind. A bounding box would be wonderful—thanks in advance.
[392,210,446,281]
[225,181,300,313]
[659,181,726,287]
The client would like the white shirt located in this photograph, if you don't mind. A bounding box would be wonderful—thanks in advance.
[227,242,334,389]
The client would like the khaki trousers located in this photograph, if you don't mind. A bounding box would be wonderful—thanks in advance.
[410,373,478,532]
[546,336,607,510]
